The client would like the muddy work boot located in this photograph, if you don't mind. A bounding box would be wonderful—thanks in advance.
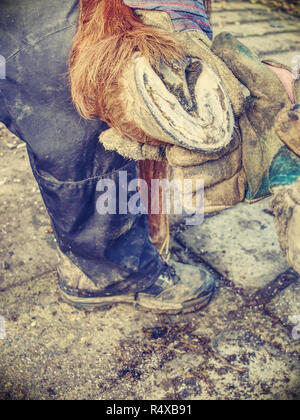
[58,252,217,315]
[135,261,216,314]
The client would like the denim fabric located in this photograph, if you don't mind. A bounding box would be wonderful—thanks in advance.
[0,0,164,295]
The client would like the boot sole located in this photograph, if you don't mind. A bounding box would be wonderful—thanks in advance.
[59,289,212,315]
[59,289,136,311]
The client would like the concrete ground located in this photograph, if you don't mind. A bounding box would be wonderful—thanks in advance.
[0,0,300,400]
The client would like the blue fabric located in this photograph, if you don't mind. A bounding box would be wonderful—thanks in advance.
[246,146,300,201]
[124,0,213,39]
[270,147,300,188]
[0,0,164,295]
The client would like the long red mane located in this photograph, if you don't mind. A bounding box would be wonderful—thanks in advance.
[69,0,212,251]
[69,0,184,144]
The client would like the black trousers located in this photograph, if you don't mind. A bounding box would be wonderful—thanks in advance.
[0,0,164,295]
